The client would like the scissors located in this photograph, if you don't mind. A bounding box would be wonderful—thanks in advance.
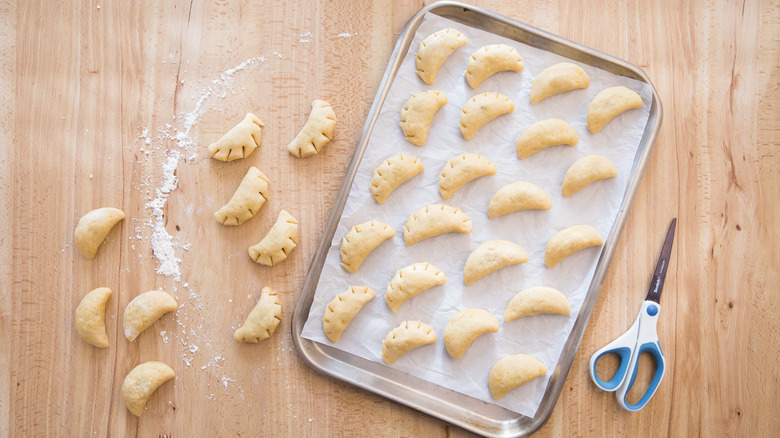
[589,218,676,411]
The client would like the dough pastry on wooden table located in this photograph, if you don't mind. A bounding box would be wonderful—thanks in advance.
[385,262,446,312]
[399,90,447,146]
[504,287,571,322]
[381,320,437,365]
[340,220,396,273]
[322,286,375,343]
[443,309,499,359]
[122,361,175,417]
[515,119,579,159]
[73,207,125,259]
[439,153,496,199]
[545,224,604,268]
[287,100,336,158]
[403,204,472,246]
[123,290,177,341]
[530,62,590,104]
[415,28,468,84]
[248,209,299,266]
[465,44,524,88]
[74,287,112,348]
[208,112,263,161]
[234,286,282,343]
[586,86,643,134]
[459,92,514,140]
[562,155,617,197]
[463,240,528,286]
[214,166,270,225]
[488,354,547,400]
[488,181,552,218]
[370,154,424,204]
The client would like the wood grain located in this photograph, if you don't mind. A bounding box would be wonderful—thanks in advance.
[1,0,777,436]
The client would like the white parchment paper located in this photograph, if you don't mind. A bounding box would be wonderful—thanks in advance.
[301,13,651,417]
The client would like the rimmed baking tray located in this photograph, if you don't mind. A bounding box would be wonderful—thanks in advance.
[292,2,662,436]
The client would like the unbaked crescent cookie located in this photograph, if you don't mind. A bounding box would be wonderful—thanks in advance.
[385,262,446,312]
[465,44,524,88]
[399,90,448,146]
[463,240,528,286]
[322,286,375,343]
[248,209,299,266]
[587,86,642,134]
[214,166,270,226]
[515,119,579,159]
[340,220,396,273]
[381,320,437,365]
[73,207,125,259]
[488,354,547,400]
[530,62,590,104]
[488,181,552,218]
[403,204,472,246]
[439,153,496,200]
[443,309,499,359]
[545,224,604,268]
[122,361,175,417]
[459,92,514,140]
[288,100,337,158]
[208,113,263,161]
[504,287,571,322]
[123,290,178,342]
[75,287,112,348]
[234,286,283,343]
[562,155,617,197]
[370,154,424,204]
[415,28,468,84]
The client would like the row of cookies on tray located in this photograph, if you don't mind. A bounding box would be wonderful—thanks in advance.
[321,283,569,399]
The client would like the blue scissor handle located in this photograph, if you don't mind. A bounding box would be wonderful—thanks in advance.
[589,301,666,411]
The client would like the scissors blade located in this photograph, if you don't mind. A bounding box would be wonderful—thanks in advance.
[645,218,677,303]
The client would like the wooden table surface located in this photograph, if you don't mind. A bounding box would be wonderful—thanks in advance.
[2,0,778,436]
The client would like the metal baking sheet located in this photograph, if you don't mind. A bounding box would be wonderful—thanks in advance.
[292,2,662,436]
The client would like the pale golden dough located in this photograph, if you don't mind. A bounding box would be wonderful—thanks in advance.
[322,286,375,343]
[287,100,337,158]
[530,62,590,104]
[415,28,468,84]
[545,224,604,268]
[340,220,396,273]
[399,90,448,146]
[214,166,270,226]
[439,153,496,199]
[370,154,424,204]
[122,361,175,417]
[123,290,177,342]
[248,209,299,266]
[488,181,552,218]
[587,86,643,134]
[465,44,524,88]
[443,309,499,359]
[74,287,112,348]
[208,113,263,161]
[234,287,282,343]
[73,207,125,259]
[459,92,514,140]
[488,354,547,400]
[562,155,617,197]
[516,119,579,159]
[385,263,446,312]
[504,287,571,322]
[463,240,528,286]
[381,321,437,365]
[403,204,472,246]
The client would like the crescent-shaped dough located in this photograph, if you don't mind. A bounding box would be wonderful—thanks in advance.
[488,181,552,218]
[443,309,499,359]
[370,154,424,204]
[399,90,448,146]
[214,166,270,226]
[385,262,446,312]
[587,86,643,134]
[340,220,396,273]
[439,153,496,199]
[322,286,375,343]
[465,44,524,88]
[208,112,263,161]
[234,286,282,343]
[415,28,468,84]
[74,207,125,259]
[381,320,437,365]
[287,100,337,158]
[248,209,299,266]
[123,290,178,341]
[459,92,514,140]
[504,287,571,322]
[463,240,528,286]
[562,155,617,197]
[488,354,547,400]
[545,224,604,268]
[75,287,112,348]
[515,119,579,159]
[122,361,175,416]
[530,62,590,104]
[403,204,472,246]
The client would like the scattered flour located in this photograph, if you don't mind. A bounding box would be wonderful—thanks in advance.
[337,32,357,38]
[299,32,313,43]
